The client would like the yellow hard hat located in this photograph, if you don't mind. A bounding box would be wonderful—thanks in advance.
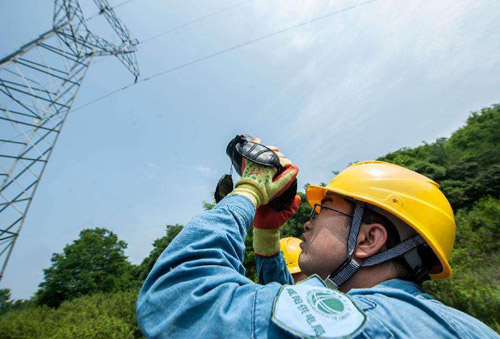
[306,161,456,280]
[280,237,303,274]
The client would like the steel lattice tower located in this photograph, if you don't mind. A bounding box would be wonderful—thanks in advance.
[0,0,139,281]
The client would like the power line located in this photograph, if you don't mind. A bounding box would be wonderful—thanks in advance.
[140,0,253,45]
[91,0,250,68]
[113,0,137,10]
[73,0,377,112]
[86,0,141,21]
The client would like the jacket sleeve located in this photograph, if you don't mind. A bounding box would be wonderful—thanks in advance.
[136,195,288,339]
[256,254,295,285]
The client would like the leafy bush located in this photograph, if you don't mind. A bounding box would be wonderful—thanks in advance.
[0,290,141,338]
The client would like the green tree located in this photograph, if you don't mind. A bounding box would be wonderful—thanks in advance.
[36,228,134,307]
[0,289,12,316]
[0,290,33,316]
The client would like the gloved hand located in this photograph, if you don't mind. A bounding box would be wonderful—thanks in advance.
[228,144,298,209]
[253,195,302,229]
[253,195,301,256]
[247,144,301,257]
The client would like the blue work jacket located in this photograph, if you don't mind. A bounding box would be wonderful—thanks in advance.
[137,195,499,338]
[257,253,295,285]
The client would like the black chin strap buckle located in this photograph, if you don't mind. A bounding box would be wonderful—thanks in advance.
[327,258,361,288]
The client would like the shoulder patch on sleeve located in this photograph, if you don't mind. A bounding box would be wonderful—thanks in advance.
[271,275,366,338]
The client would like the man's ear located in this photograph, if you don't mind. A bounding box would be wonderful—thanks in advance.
[354,223,387,260]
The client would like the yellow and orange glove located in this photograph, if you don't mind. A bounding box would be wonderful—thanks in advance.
[228,147,298,209]
[240,144,301,257]
[253,195,301,257]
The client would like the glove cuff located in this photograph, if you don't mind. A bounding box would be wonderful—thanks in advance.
[253,228,280,257]
[230,182,266,208]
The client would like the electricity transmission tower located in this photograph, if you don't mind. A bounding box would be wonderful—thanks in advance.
[0,0,139,281]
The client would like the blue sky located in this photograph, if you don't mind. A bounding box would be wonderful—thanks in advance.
[1,0,500,299]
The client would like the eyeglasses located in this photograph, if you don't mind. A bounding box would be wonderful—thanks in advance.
[309,203,353,221]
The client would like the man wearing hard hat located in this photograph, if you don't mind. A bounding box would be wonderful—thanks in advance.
[137,143,498,338]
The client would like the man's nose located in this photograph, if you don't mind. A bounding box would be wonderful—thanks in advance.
[304,220,313,231]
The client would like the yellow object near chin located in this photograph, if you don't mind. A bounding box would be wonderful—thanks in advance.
[280,237,303,274]
[306,161,456,280]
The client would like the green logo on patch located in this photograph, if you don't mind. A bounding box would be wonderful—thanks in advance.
[310,291,345,314]
[306,289,354,320]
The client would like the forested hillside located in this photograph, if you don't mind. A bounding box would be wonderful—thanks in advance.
[1,105,499,337]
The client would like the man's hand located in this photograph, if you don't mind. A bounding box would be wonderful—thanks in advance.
[252,195,301,257]
[239,144,300,257]
[229,144,298,209]
[252,145,300,228]
[253,194,301,229]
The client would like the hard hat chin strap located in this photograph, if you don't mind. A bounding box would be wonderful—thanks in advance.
[326,201,365,288]
[326,201,426,289]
